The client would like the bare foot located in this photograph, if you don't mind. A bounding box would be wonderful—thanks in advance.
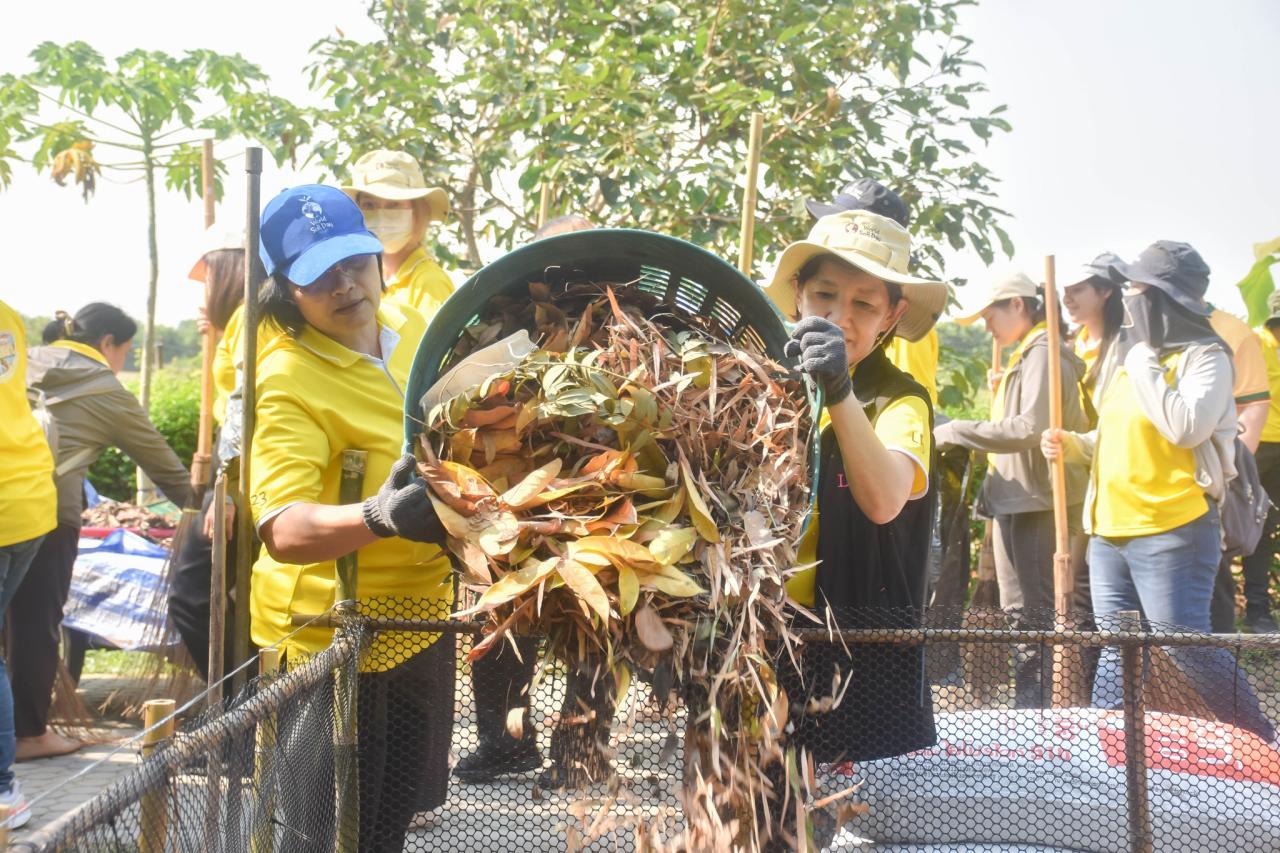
[15,731,82,762]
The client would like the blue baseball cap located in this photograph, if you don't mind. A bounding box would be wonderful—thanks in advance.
[259,184,383,286]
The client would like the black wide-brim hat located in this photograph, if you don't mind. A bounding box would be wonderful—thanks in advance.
[1113,241,1212,317]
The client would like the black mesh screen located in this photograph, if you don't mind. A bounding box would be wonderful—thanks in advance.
[25,603,1280,853]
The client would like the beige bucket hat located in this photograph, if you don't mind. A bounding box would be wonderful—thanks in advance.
[764,210,949,342]
[340,150,450,222]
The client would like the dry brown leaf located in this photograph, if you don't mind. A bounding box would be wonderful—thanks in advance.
[634,605,673,651]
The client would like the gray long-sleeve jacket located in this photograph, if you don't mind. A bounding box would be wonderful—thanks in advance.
[934,334,1090,516]
[27,344,193,526]
[1060,341,1237,534]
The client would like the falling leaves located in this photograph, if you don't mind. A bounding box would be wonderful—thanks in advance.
[421,279,813,850]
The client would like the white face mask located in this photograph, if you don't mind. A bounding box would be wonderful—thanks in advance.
[364,208,417,253]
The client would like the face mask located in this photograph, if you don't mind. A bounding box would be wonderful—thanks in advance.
[364,209,417,253]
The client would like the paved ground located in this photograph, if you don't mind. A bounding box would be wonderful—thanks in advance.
[7,673,145,845]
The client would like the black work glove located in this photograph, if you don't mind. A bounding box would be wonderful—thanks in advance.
[362,454,446,543]
[784,317,852,406]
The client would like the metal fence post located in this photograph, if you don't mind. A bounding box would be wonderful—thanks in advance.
[252,647,282,853]
[1118,610,1152,853]
[333,450,366,852]
[139,698,177,853]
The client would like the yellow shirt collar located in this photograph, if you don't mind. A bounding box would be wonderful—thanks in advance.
[387,247,428,290]
[50,339,110,367]
[292,304,410,369]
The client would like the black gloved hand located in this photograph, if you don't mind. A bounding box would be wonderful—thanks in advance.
[784,317,852,406]
[362,454,446,543]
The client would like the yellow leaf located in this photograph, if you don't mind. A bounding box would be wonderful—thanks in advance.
[648,526,698,566]
[617,565,639,616]
[515,402,538,434]
[449,429,477,463]
[476,557,558,610]
[613,472,670,495]
[500,458,563,509]
[571,536,661,572]
[652,486,686,524]
[429,495,471,539]
[557,558,611,622]
[641,570,705,598]
[612,662,632,710]
[680,456,720,543]
[477,507,520,556]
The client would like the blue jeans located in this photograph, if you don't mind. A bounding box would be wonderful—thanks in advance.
[0,534,45,792]
[1089,505,1275,743]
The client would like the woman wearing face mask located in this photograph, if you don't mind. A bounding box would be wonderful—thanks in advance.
[1043,241,1275,742]
[933,273,1090,708]
[1062,253,1126,412]
[342,150,453,319]
[14,304,193,761]
[252,185,455,851]
[765,210,949,764]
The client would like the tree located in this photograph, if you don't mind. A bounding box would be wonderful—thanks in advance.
[0,42,306,418]
[301,0,1011,276]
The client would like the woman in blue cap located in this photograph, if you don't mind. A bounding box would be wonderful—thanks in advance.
[1044,241,1275,742]
[252,184,454,850]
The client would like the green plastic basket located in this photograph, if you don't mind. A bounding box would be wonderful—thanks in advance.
[402,228,792,448]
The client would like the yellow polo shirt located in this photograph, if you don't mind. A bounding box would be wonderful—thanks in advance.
[1259,327,1280,444]
[788,392,932,607]
[884,328,938,405]
[1090,355,1206,537]
[1209,309,1269,406]
[0,301,56,548]
[249,300,452,669]
[212,306,281,425]
[382,247,455,321]
[1073,326,1099,374]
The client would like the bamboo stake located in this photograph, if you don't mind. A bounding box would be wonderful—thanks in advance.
[333,450,366,851]
[536,181,552,231]
[737,112,764,277]
[203,472,229,852]
[233,148,263,691]
[251,648,281,853]
[192,139,218,492]
[0,804,9,848]
[139,699,177,853]
[1044,256,1086,707]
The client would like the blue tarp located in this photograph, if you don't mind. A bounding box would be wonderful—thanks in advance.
[62,529,173,651]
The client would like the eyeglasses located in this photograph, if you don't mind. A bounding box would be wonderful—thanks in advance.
[310,254,377,290]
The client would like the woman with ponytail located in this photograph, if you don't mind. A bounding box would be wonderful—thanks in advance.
[934,272,1090,708]
[11,303,191,760]
[1063,253,1127,414]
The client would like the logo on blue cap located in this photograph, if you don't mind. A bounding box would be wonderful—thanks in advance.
[259,184,383,287]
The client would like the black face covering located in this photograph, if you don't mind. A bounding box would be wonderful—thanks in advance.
[1115,287,1222,360]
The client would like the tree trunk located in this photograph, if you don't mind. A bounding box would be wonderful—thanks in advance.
[459,163,482,267]
[135,138,159,504]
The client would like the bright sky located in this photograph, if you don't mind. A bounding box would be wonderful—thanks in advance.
[1,0,1277,325]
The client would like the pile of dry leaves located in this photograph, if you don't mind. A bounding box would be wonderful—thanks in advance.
[418,282,824,849]
[82,498,175,541]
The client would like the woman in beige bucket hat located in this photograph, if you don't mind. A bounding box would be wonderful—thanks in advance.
[341,149,454,320]
[766,210,947,764]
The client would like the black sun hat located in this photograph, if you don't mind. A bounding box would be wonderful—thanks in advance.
[1113,241,1212,317]
[805,177,910,228]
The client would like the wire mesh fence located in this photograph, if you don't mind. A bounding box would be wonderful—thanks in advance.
[16,602,1280,853]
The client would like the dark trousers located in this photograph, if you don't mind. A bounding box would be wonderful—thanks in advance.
[471,635,539,754]
[276,638,456,853]
[5,523,79,739]
[1241,441,1280,617]
[167,491,238,681]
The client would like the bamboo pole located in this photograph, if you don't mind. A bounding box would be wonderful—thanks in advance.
[202,473,229,852]
[1044,256,1087,707]
[233,148,263,690]
[139,699,177,853]
[192,139,218,492]
[332,450,366,852]
[0,804,9,848]
[736,112,764,277]
[251,648,281,853]
[536,181,552,231]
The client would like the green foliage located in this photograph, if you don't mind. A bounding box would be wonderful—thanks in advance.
[87,367,198,501]
[297,0,1012,275]
[936,320,990,419]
